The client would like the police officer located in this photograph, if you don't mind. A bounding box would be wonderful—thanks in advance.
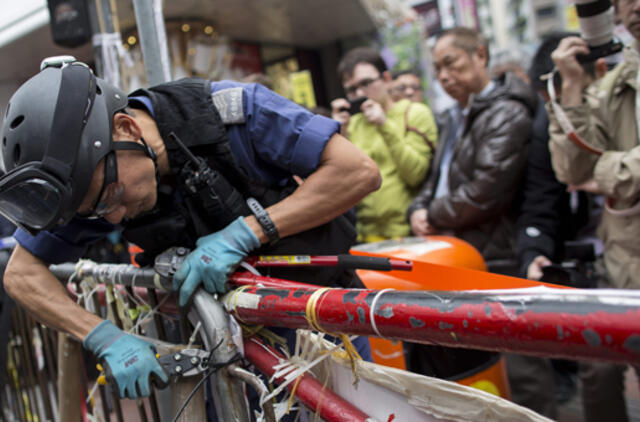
[0,58,380,399]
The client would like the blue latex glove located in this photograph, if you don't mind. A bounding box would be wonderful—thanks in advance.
[83,320,168,399]
[173,216,260,307]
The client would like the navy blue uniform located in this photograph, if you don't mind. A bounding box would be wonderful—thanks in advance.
[15,82,339,263]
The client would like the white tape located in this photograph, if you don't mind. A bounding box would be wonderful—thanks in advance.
[233,292,260,310]
[369,288,395,338]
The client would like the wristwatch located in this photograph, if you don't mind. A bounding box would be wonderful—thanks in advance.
[246,197,279,245]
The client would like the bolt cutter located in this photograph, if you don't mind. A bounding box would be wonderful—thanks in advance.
[97,348,211,388]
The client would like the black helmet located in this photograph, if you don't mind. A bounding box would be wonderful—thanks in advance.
[0,57,128,234]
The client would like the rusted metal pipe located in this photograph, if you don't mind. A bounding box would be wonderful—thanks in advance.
[225,286,640,365]
[244,336,372,422]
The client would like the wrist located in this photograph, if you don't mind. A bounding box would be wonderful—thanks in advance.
[231,215,261,251]
[246,198,279,245]
[244,216,267,245]
[83,320,124,355]
[560,81,583,107]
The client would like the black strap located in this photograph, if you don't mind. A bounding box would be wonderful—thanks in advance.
[246,197,279,244]
[42,64,96,180]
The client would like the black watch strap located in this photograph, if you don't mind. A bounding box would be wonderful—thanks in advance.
[246,197,279,245]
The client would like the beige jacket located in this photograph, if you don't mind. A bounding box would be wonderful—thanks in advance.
[548,43,640,288]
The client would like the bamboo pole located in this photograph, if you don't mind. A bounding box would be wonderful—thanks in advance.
[57,332,83,422]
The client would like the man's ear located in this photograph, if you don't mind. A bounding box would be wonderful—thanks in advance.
[382,70,393,83]
[474,45,489,68]
[112,112,142,140]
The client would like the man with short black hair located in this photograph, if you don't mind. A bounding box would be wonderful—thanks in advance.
[331,47,437,241]
[390,69,423,103]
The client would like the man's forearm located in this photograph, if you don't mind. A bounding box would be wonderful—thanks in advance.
[246,133,381,243]
[560,80,583,107]
[4,245,102,341]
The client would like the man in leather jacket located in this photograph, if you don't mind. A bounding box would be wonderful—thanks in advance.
[406,27,538,412]
[407,27,537,264]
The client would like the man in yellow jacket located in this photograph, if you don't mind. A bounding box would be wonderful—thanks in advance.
[331,47,438,241]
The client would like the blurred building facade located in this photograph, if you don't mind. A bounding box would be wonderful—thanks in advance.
[0,0,415,110]
[0,0,587,116]
[405,0,577,48]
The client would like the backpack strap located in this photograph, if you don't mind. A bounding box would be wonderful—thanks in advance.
[404,102,436,152]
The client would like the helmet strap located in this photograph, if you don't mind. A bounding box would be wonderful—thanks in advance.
[112,137,158,182]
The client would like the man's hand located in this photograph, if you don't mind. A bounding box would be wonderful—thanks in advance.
[527,255,552,280]
[551,36,590,107]
[567,178,602,194]
[331,98,351,135]
[173,216,260,307]
[361,99,386,126]
[410,208,437,236]
[83,320,168,399]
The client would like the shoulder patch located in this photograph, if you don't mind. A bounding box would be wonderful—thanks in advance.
[211,87,245,124]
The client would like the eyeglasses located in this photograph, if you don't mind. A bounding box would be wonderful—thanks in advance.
[77,137,157,219]
[392,84,421,93]
[87,182,125,218]
[77,152,123,219]
[344,76,381,96]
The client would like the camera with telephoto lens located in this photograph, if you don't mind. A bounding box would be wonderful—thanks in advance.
[574,0,623,62]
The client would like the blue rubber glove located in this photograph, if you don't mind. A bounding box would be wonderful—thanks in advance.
[83,320,168,399]
[173,216,260,307]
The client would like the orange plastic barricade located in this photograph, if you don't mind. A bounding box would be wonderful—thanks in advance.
[351,236,561,398]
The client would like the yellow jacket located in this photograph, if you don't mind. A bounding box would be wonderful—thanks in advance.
[347,99,437,240]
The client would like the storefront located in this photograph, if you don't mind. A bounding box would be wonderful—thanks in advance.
[0,0,414,109]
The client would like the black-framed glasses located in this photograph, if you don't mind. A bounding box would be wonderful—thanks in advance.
[77,137,157,219]
[392,83,421,93]
[345,76,381,96]
[77,152,122,219]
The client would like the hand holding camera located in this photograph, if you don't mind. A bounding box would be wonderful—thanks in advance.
[331,97,369,133]
[361,98,387,126]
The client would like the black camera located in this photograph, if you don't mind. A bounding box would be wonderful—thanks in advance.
[539,241,599,288]
[575,0,623,62]
[340,97,368,115]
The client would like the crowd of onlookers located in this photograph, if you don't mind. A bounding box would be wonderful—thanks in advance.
[1,3,637,419]
[326,2,640,418]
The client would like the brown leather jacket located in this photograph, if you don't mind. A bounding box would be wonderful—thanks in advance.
[408,73,537,260]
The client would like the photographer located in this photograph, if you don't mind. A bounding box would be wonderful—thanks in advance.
[548,0,640,420]
[331,47,437,241]
[520,32,607,284]
[549,0,639,289]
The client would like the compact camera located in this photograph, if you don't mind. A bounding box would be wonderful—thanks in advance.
[340,97,368,115]
[539,241,599,288]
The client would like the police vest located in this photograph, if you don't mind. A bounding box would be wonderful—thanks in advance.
[122,78,361,288]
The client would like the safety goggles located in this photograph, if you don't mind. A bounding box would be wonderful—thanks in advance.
[0,63,96,234]
[0,166,73,233]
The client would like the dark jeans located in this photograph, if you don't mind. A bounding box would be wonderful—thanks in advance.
[505,353,557,419]
[579,362,640,422]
